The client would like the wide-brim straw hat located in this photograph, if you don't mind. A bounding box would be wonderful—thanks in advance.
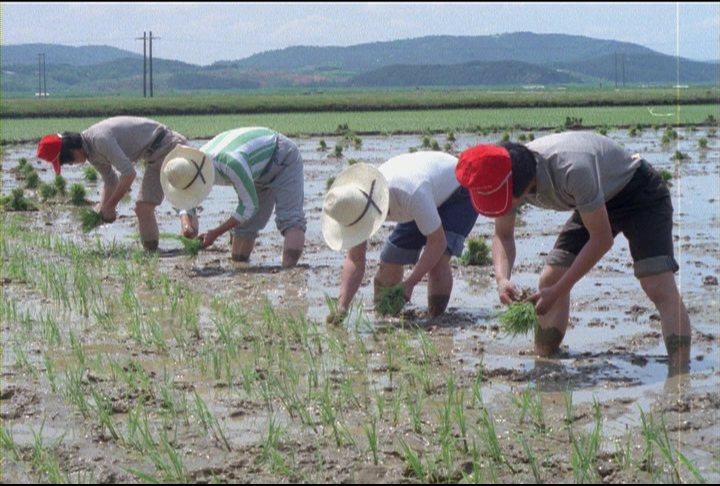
[321,163,389,251]
[160,145,215,209]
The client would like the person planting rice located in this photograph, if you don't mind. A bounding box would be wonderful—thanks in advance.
[321,152,479,323]
[36,116,187,252]
[165,127,306,268]
[455,131,692,375]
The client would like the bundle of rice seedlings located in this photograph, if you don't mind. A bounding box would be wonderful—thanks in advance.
[375,284,405,316]
[498,301,538,338]
[79,208,103,232]
[178,236,202,256]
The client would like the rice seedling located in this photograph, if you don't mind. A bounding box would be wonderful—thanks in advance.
[79,208,103,232]
[398,437,427,482]
[375,284,405,316]
[38,182,58,201]
[82,165,98,181]
[69,183,87,205]
[1,187,36,211]
[458,236,491,266]
[498,301,538,337]
[363,416,379,465]
[53,175,67,195]
[25,170,40,189]
[178,235,201,256]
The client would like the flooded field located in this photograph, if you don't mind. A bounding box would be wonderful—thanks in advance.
[2,127,719,483]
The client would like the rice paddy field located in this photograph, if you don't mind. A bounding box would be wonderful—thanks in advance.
[1,119,719,483]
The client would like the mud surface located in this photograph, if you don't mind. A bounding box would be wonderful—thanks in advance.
[2,128,719,483]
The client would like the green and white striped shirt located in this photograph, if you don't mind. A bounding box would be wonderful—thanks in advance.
[200,127,278,223]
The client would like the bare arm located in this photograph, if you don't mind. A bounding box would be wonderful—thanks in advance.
[98,171,136,223]
[336,242,368,312]
[492,210,519,303]
[198,217,239,249]
[402,225,446,300]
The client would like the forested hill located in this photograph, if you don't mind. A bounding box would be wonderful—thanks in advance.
[220,32,657,71]
[2,32,717,95]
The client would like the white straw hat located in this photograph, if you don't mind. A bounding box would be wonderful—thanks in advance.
[321,163,389,251]
[160,145,215,210]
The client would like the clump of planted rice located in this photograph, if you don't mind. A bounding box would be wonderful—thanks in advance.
[498,301,538,337]
[375,284,405,316]
[459,236,491,266]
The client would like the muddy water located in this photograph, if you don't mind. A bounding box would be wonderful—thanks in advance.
[2,127,719,483]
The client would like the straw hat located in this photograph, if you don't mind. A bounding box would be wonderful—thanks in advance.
[160,145,215,209]
[321,163,389,251]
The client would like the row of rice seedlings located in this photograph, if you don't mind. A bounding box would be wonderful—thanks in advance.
[5,215,712,482]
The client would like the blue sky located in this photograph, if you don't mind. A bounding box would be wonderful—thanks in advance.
[2,2,718,65]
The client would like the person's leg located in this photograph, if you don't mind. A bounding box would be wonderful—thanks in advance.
[534,264,571,357]
[281,227,305,268]
[267,135,307,267]
[639,271,691,375]
[232,186,274,263]
[374,261,404,304]
[427,253,453,316]
[135,202,159,252]
[232,236,256,262]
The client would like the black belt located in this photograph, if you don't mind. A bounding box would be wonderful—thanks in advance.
[150,129,168,151]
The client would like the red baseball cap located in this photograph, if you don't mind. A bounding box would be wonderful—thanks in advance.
[37,134,63,175]
[455,144,513,217]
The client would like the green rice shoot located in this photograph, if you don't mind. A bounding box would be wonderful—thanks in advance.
[459,237,491,266]
[178,236,202,256]
[375,284,405,316]
[498,301,538,337]
[79,208,103,233]
[161,232,202,256]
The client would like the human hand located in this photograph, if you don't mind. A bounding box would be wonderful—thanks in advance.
[198,230,218,249]
[99,205,117,223]
[497,279,520,304]
[180,213,198,238]
[182,224,198,239]
[401,280,414,303]
[533,286,560,316]
[325,309,348,326]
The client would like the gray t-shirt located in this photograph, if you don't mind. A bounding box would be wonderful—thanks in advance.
[81,116,169,185]
[525,131,641,212]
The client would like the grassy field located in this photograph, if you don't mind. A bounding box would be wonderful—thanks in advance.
[2,104,718,144]
[2,86,717,143]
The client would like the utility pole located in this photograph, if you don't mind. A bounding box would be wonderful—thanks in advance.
[614,52,618,89]
[37,53,47,97]
[136,32,147,97]
[149,31,159,97]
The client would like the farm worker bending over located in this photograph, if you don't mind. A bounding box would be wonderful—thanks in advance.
[164,127,306,268]
[321,152,479,323]
[36,116,187,252]
[455,131,692,375]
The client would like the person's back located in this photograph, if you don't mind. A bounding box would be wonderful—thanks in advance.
[525,131,642,212]
[379,151,461,228]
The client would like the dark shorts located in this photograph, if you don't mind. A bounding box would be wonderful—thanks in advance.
[547,160,679,278]
[380,186,479,265]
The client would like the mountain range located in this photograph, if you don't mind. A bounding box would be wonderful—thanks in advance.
[2,32,717,95]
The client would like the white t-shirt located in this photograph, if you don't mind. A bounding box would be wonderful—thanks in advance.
[378,151,460,235]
